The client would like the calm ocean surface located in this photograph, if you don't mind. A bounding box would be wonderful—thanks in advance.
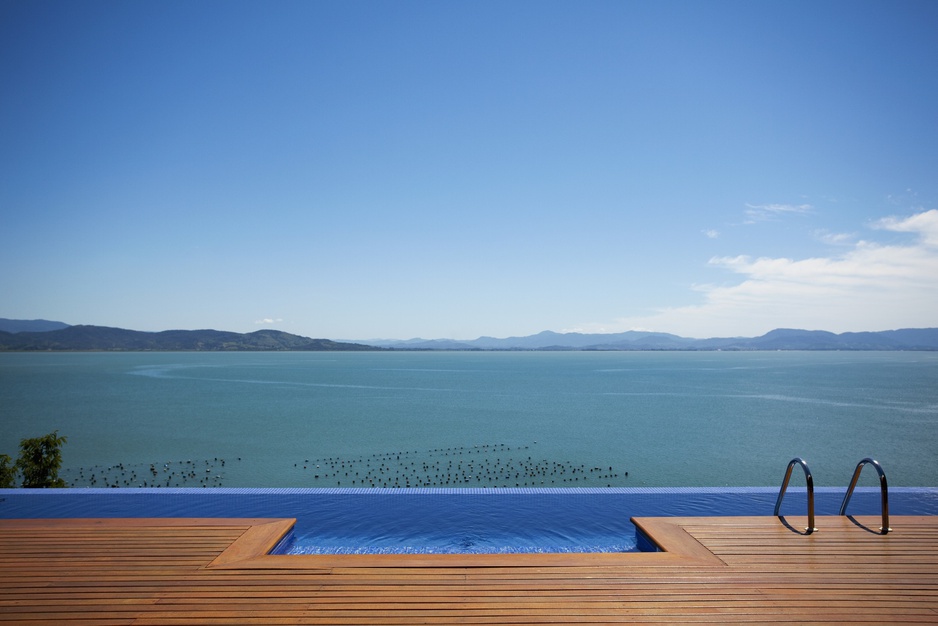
[1,351,936,488]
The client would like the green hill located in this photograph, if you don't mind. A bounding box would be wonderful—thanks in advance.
[0,325,377,351]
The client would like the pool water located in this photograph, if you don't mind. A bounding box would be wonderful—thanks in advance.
[2,487,936,554]
[276,490,642,554]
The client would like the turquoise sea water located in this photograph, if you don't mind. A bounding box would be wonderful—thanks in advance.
[1,351,936,487]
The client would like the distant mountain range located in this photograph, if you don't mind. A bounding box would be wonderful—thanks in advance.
[0,320,375,351]
[361,328,938,351]
[1,319,937,351]
[0,318,70,333]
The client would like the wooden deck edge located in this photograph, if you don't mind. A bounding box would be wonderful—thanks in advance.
[208,517,727,569]
[206,518,296,568]
[631,517,727,566]
[215,549,704,569]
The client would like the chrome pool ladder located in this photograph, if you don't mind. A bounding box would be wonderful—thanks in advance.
[774,457,890,535]
[774,457,817,533]
[840,457,890,534]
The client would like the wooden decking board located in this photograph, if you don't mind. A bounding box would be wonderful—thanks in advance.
[1,516,937,624]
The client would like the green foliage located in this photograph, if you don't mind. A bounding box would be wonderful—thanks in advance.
[14,431,68,488]
[0,454,15,488]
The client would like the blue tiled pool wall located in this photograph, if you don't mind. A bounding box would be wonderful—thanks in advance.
[2,487,935,521]
[634,529,661,552]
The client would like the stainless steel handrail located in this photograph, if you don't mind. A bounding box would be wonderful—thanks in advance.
[774,457,817,533]
[840,457,890,534]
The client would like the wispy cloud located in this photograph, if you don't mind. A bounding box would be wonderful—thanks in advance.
[254,318,284,325]
[874,209,938,246]
[600,209,938,337]
[744,203,813,224]
[814,230,857,246]
[703,229,720,239]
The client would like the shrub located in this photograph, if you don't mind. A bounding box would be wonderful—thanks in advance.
[0,454,14,488]
[15,431,68,488]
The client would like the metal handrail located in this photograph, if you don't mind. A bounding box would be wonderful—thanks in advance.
[840,457,890,534]
[774,457,817,533]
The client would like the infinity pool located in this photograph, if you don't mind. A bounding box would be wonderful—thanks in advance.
[2,487,936,554]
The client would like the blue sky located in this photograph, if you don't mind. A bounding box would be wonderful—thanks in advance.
[2,1,937,340]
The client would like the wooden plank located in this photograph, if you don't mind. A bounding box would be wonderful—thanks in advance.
[206,519,295,567]
[1,516,937,624]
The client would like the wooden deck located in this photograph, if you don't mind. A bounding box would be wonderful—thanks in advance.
[1,515,937,624]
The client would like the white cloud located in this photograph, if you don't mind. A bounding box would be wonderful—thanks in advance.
[814,230,856,246]
[874,209,938,246]
[254,318,284,325]
[703,229,720,239]
[601,209,938,337]
[744,202,813,223]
